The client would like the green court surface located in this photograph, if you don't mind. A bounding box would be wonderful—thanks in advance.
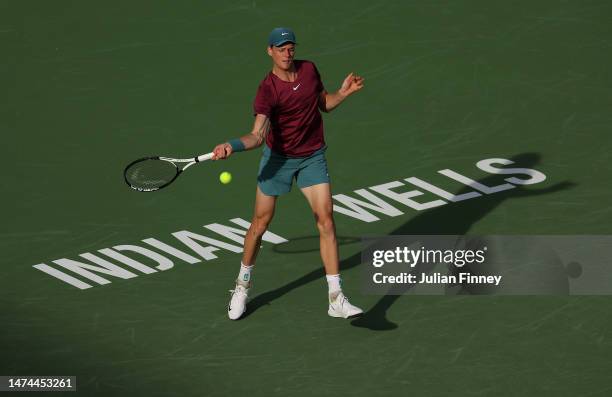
[2,1,612,396]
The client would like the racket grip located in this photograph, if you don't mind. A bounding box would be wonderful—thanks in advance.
[196,152,215,162]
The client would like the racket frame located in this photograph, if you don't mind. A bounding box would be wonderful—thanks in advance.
[124,152,214,192]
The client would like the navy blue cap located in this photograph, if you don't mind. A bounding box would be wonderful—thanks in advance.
[268,27,296,47]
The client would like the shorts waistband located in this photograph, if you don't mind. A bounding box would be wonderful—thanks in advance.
[262,145,327,159]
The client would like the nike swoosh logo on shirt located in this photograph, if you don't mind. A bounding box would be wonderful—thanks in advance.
[292,84,301,91]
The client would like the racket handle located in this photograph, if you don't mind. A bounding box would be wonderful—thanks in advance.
[196,152,214,162]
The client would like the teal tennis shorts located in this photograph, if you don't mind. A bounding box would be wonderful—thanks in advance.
[257,145,330,196]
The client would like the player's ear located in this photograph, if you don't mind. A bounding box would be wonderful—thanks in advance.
[267,46,273,56]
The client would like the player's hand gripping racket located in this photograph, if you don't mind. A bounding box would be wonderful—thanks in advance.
[124,152,214,192]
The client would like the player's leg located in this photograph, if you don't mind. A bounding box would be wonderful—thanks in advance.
[242,186,277,267]
[229,146,294,321]
[244,147,294,268]
[228,187,277,320]
[300,183,338,275]
[300,181,363,318]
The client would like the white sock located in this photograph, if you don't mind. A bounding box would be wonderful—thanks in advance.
[326,274,342,296]
[238,262,253,284]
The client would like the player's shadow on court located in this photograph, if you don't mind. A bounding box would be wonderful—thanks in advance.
[243,153,576,329]
[271,235,360,254]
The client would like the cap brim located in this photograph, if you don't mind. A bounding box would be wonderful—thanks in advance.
[272,39,296,47]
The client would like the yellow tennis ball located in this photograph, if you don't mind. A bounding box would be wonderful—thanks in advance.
[219,171,232,184]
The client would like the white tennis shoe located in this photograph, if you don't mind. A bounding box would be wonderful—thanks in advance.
[228,280,250,320]
[328,292,363,318]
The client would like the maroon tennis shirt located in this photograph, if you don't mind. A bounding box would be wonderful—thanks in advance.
[253,60,326,157]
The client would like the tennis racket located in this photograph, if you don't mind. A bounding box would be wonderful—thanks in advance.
[124,152,214,192]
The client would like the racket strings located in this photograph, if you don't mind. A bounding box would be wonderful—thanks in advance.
[125,159,178,191]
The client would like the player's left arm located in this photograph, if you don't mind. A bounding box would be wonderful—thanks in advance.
[318,72,364,113]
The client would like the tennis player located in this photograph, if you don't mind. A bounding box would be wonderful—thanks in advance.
[213,27,364,320]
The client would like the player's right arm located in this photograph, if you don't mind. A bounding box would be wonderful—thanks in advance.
[212,114,270,160]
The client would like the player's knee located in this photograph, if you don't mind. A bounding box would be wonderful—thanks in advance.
[250,215,272,237]
[315,213,335,236]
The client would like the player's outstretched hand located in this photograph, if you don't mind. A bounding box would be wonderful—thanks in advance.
[212,143,233,160]
[340,72,365,96]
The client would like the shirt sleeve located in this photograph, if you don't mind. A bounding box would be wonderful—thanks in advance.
[253,80,275,117]
[312,62,325,93]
